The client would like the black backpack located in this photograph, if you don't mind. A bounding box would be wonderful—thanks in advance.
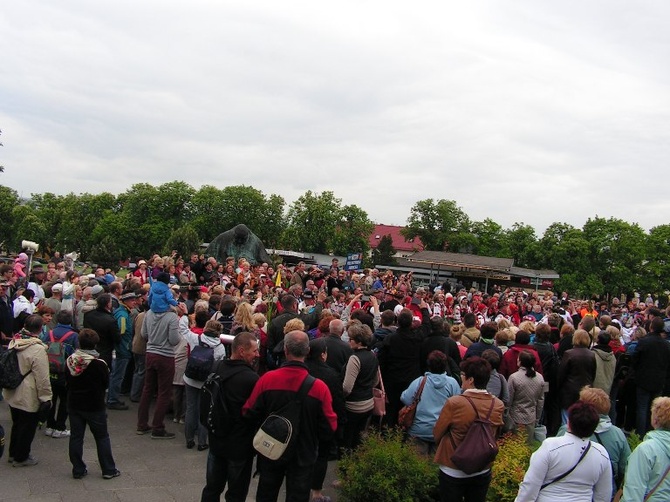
[199,369,234,437]
[184,337,215,382]
[0,346,31,390]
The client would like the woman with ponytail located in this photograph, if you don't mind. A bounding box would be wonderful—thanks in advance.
[508,349,545,444]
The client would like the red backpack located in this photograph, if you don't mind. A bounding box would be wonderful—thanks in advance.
[46,330,76,376]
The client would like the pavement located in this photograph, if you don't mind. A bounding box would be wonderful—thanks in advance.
[0,399,340,502]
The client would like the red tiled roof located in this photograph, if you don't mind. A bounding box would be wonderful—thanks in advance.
[369,224,424,252]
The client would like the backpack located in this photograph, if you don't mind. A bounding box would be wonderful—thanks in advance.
[46,330,76,376]
[199,369,233,437]
[449,396,499,474]
[0,346,32,389]
[253,375,315,461]
[184,337,215,382]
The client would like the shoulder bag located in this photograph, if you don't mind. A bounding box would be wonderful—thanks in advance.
[398,376,427,430]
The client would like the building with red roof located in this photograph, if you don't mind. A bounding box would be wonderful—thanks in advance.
[369,224,424,257]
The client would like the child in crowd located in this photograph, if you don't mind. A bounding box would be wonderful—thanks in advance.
[147,272,178,313]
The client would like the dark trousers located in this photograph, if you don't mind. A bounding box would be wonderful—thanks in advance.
[385,380,411,428]
[9,406,40,462]
[137,353,175,432]
[130,353,146,402]
[256,455,312,502]
[200,450,254,502]
[68,408,117,476]
[438,469,492,502]
[311,440,333,491]
[342,409,371,450]
[46,378,69,431]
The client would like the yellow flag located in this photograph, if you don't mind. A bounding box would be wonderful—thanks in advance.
[275,269,282,287]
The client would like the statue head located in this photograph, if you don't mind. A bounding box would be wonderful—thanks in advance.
[233,224,250,244]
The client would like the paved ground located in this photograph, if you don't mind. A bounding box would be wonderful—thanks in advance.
[0,400,340,502]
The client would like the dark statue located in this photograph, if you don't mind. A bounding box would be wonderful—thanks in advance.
[205,224,271,265]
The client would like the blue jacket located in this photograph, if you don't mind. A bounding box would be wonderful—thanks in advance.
[113,304,134,359]
[622,429,670,502]
[400,372,461,441]
[147,281,178,313]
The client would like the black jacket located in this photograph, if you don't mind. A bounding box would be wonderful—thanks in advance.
[557,347,596,409]
[210,359,259,458]
[267,305,323,353]
[306,358,346,430]
[67,358,109,413]
[378,308,430,385]
[83,308,120,358]
[633,332,670,393]
[323,335,353,375]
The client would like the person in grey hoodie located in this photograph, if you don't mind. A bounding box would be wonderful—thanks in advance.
[400,350,461,455]
[136,303,183,439]
[592,331,616,395]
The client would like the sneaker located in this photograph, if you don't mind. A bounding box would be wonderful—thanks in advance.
[186,439,195,449]
[73,469,88,479]
[51,430,71,438]
[197,444,209,452]
[44,428,54,437]
[136,427,152,435]
[107,402,129,410]
[13,455,38,467]
[179,419,184,424]
[172,418,179,423]
[151,430,176,440]
[103,469,121,479]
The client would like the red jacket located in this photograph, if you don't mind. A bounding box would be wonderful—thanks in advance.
[499,344,544,379]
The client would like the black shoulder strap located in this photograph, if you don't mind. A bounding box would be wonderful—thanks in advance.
[296,374,316,403]
[541,441,591,490]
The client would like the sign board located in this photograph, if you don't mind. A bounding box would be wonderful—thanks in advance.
[344,253,363,271]
[520,277,555,288]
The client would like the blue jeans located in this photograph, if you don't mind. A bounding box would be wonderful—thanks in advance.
[185,383,207,445]
[130,354,146,402]
[108,357,130,405]
[256,455,312,502]
[201,450,254,502]
[69,409,116,476]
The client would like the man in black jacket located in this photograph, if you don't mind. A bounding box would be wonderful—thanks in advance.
[83,294,120,369]
[201,332,259,502]
[378,301,430,427]
[266,293,324,363]
[323,319,352,375]
[633,316,670,436]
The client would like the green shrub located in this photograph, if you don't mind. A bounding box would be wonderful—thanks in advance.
[627,431,642,452]
[487,432,533,502]
[337,429,438,502]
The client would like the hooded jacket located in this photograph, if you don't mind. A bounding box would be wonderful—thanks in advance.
[592,344,616,394]
[2,335,52,412]
[401,372,461,441]
[66,349,109,412]
[622,429,670,502]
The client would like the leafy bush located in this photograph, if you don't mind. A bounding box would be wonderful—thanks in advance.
[487,432,534,502]
[337,429,438,502]
[627,431,642,452]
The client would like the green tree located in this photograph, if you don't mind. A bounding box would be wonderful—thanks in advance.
[582,217,647,298]
[330,204,374,256]
[0,185,19,251]
[11,204,45,252]
[646,224,670,295]
[28,192,65,256]
[372,234,398,266]
[283,191,341,253]
[402,198,471,251]
[502,222,541,268]
[470,218,506,257]
[163,224,201,259]
[90,235,123,271]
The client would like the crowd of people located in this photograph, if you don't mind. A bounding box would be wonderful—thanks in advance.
[1,250,670,501]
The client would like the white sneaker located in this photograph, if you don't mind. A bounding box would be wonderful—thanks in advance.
[51,430,71,438]
[44,428,54,437]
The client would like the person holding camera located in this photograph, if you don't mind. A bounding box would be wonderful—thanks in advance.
[2,314,53,467]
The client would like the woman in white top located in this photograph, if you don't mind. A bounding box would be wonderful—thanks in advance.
[515,401,612,502]
[181,316,227,451]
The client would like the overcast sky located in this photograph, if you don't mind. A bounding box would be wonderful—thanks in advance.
[2,1,669,234]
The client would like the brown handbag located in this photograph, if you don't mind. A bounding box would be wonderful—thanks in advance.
[372,368,387,417]
[398,376,427,430]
